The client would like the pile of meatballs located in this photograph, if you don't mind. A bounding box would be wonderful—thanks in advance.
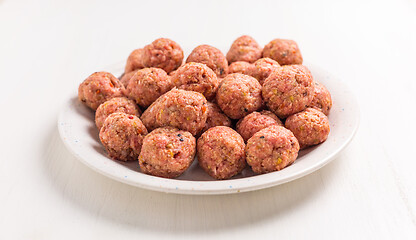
[78,36,332,180]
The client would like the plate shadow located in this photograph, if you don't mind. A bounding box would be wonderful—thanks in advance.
[42,124,342,235]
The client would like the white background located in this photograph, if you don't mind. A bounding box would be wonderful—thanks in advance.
[1,0,416,239]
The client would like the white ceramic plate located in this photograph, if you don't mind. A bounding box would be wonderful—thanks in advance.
[58,62,359,195]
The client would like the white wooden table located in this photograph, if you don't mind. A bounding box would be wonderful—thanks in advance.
[1,0,416,239]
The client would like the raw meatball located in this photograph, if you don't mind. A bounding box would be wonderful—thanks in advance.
[120,69,138,87]
[226,35,262,64]
[285,108,330,149]
[228,61,255,75]
[142,38,184,73]
[125,68,172,108]
[99,112,148,161]
[168,69,177,76]
[202,102,232,133]
[186,45,228,78]
[262,65,314,118]
[197,126,246,180]
[263,39,303,65]
[216,73,263,119]
[251,58,280,85]
[236,111,283,142]
[139,127,196,178]
[246,125,300,174]
[125,48,144,73]
[171,62,219,100]
[309,81,332,115]
[78,72,125,110]
[141,88,208,136]
[95,97,141,130]
[259,110,281,122]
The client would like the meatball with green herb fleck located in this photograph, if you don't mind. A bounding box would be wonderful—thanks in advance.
[95,97,141,130]
[228,61,255,75]
[139,127,196,178]
[186,45,228,78]
[120,69,139,87]
[251,58,280,85]
[197,126,246,180]
[140,88,208,136]
[125,67,172,108]
[309,81,332,115]
[246,125,299,174]
[285,108,330,149]
[236,110,283,142]
[202,102,232,133]
[216,73,263,119]
[99,112,148,161]
[142,38,184,73]
[78,72,125,110]
[226,35,262,64]
[171,62,219,100]
[262,65,314,118]
[263,39,303,65]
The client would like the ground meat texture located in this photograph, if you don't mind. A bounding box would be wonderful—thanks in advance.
[125,48,144,73]
[171,62,219,100]
[120,69,139,87]
[141,88,208,136]
[259,110,281,122]
[78,72,125,110]
[125,68,172,108]
[168,69,177,76]
[228,61,255,75]
[186,45,228,78]
[309,81,332,115]
[285,108,330,149]
[226,35,262,64]
[262,65,314,118]
[216,73,263,119]
[246,125,299,174]
[202,102,232,133]
[142,38,184,73]
[99,112,148,161]
[236,111,283,142]
[139,127,196,178]
[263,39,303,65]
[251,58,280,85]
[95,97,141,130]
[197,126,246,180]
